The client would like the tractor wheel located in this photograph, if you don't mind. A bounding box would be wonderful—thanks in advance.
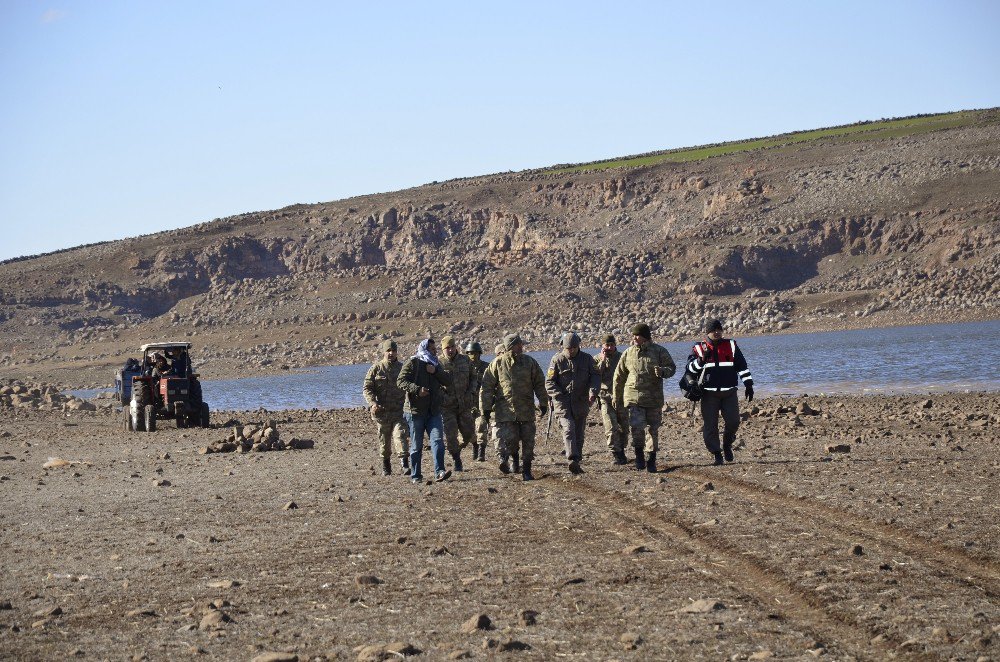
[123,406,133,432]
[175,410,186,429]
[200,402,210,428]
[134,381,151,406]
[144,405,157,433]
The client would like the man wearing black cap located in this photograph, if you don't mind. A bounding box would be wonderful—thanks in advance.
[362,340,409,476]
[685,319,754,465]
[612,323,676,473]
[594,333,629,465]
[546,332,601,475]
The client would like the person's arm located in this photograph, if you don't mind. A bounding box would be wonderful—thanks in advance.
[658,346,676,379]
[479,365,497,418]
[735,343,754,400]
[587,355,601,401]
[532,359,549,415]
[686,344,704,376]
[397,359,422,395]
[612,351,629,409]
[545,357,566,402]
[363,365,379,407]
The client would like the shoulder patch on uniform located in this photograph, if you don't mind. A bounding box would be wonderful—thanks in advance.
[547,368,555,378]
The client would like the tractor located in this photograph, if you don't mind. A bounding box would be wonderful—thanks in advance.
[117,342,210,432]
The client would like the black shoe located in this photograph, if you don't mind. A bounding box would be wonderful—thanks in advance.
[471,443,479,461]
[382,458,392,476]
[522,463,534,481]
[435,470,451,482]
[613,450,628,465]
[645,452,657,473]
[511,454,520,474]
[569,460,582,475]
[411,474,423,484]
[477,445,487,462]
[723,444,734,463]
[400,458,410,476]
[635,453,646,471]
[453,453,464,472]
[499,457,510,474]
[713,452,724,466]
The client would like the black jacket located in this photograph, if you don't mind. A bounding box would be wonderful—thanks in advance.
[397,357,453,416]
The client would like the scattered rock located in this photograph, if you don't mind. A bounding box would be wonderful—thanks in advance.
[206,580,240,589]
[355,575,382,586]
[198,610,230,631]
[283,501,298,510]
[447,651,472,660]
[749,652,774,660]
[356,642,419,660]
[461,613,492,633]
[519,610,538,626]
[701,482,715,491]
[826,444,852,454]
[498,639,531,652]
[623,544,649,555]
[0,600,11,610]
[33,605,63,617]
[796,402,820,416]
[251,653,299,662]
[679,599,726,614]
[850,544,865,556]
[125,608,157,618]
[620,632,642,650]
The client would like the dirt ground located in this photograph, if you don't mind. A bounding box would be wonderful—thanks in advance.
[1,392,998,661]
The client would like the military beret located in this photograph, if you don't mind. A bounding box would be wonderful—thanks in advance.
[503,333,522,351]
[379,340,397,352]
[442,335,457,348]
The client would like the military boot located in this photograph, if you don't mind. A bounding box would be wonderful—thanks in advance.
[477,444,487,462]
[568,460,582,475]
[382,457,392,476]
[499,455,511,474]
[713,452,724,466]
[471,443,479,461]
[635,451,646,471]
[645,452,657,473]
[613,449,628,465]
[400,457,410,476]
[723,443,734,463]
[511,453,520,474]
[452,452,464,472]
[522,461,534,481]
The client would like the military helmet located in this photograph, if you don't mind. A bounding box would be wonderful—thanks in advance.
[465,341,483,354]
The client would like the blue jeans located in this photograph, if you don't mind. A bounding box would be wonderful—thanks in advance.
[404,412,445,479]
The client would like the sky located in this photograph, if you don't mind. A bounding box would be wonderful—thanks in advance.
[1,1,999,262]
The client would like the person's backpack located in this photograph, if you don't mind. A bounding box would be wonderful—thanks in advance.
[679,372,703,402]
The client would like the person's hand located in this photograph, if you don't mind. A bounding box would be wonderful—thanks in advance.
[425,364,436,374]
[371,404,383,415]
[588,394,596,405]
[471,407,480,417]
[654,366,664,378]
[419,387,429,397]
[538,403,548,418]
[745,385,754,402]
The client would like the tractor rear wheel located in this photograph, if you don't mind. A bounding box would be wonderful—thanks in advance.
[200,402,210,428]
[144,405,157,433]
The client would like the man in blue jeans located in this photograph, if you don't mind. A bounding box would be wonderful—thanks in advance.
[397,338,454,483]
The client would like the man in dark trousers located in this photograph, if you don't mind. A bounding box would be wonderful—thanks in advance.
[546,332,601,475]
[398,338,453,483]
[685,319,754,465]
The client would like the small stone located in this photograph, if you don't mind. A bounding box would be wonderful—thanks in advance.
[206,580,240,589]
[198,610,230,631]
[34,605,62,617]
[620,632,642,650]
[519,609,538,626]
[283,501,298,510]
[825,444,851,454]
[850,544,864,556]
[623,545,649,555]
[126,607,157,618]
[355,575,382,586]
[447,651,472,660]
[0,600,11,610]
[153,479,171,487]
[679,599,726,613]
[930,627,951,642]
[498,639,531,652]
[251,653,299,662]
[701,482,715,491]
[461,613,492,633]
[749,652,774,660]
[921,399,933,409]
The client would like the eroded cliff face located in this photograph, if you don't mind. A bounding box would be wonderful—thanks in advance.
[1,114,998,379]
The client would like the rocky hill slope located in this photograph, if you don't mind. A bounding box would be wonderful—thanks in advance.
[1,110,998,386]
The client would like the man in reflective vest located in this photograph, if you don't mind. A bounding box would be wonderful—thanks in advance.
[685,319,754,465]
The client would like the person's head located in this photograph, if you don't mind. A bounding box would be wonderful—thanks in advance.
[419,337,437,357]
[380,339,398,361]
[630,323,652,346]
[442,335,458,359]
[154,353,168,368]
[561,332,581,357]
[494,343,504,357]
[704,319,724,343]
[601,333,617,354]
[465,341,483,360]
[503,333,524,357]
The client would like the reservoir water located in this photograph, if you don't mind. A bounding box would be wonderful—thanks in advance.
[76,320,999,411]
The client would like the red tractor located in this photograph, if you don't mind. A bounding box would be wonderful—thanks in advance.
[119,342,210,432]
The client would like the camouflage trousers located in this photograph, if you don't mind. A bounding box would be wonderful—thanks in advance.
[442,404,476,455]
[475,414,490,448]
[598,392,629,452]
[627,405,662,455]
[495,420,537,464]
[372,410,408,460]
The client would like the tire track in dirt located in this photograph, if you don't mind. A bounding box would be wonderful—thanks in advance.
[672,467,1000,597]
[537,474,924,662]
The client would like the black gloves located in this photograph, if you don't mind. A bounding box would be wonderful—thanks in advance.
[538,403,548,418]
[745,385,754,402]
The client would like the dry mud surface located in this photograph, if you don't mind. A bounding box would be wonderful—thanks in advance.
[1,392,998,661]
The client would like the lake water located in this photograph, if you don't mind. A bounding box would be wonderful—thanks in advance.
[75,320,999,411]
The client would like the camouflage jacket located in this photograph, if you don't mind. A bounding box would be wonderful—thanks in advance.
[480,353,549,424]
[439,352,476,410]
[594,349,622,391]
[469,357,489,396]
[362,359,405,412]
[612,342,676,409]
[545,350,600,418]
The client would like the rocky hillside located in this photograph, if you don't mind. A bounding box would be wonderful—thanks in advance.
[1,110,998,386]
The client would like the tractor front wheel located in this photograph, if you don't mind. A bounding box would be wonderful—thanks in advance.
[144,405,157,433]
[200,402,210,428]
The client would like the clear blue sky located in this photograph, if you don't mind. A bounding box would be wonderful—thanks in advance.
[2,1,998,262]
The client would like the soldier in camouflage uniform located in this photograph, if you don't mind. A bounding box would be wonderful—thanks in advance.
[362,340,409,476]
[439,336,477,472]
[480,334,549,481]
[465,341,490,462]
[546,332,600,475]
[612,323,676,473]
[594,333,629,466]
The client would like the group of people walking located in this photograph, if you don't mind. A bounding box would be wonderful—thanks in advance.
[362,320,754,484]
